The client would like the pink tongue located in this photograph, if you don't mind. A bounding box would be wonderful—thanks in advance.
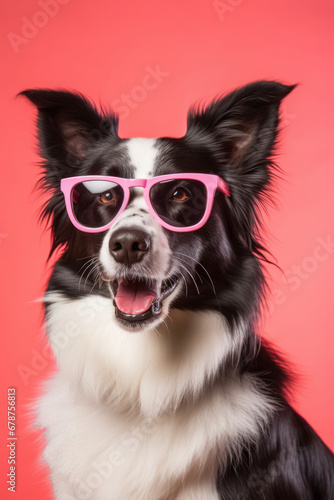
[115,280,156,315]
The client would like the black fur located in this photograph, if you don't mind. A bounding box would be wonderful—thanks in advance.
[21,81,334,499]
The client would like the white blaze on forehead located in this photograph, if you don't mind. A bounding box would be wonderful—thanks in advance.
[126,138,158,179]
[99,137,171,281]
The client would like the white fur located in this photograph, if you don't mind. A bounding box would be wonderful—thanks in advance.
[126,137,158,178]
[39,294,276,500]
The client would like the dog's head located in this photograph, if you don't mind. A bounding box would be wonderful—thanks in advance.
[21,82,294,333]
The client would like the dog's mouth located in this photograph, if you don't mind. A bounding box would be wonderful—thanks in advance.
[110,275,179,327]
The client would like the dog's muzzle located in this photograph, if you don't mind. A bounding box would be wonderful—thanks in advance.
[103,227,179,329]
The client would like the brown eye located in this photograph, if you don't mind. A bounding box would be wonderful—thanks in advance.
[171,188,189,202]
[100,191,115,204]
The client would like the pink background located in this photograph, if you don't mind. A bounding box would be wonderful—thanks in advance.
[1,0,334,497]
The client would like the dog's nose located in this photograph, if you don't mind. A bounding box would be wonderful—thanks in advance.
[109,229,150,266]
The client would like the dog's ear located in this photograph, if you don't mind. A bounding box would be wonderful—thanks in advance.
[19,89,119,175]
[19,90,119,257]
[186,81,296,195]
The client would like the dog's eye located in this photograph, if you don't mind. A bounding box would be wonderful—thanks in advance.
[171,188,189,202]
[100,191,115,204]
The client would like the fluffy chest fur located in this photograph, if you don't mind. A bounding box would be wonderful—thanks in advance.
[39,295,275,500]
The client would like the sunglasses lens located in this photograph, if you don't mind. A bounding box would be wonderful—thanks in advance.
[149,179,207,228]
[71,180,124,229]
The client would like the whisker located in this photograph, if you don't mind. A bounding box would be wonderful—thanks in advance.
[78,258,101,291]
[152,327,163,340]
[78,257,99,276]
[173,255,203,285]
[90,270,103,293]
[175,252,216,295]
[76,254,99,261]
[78,261,96,291]
[173,260,200,295]
[84,263,101,288]
[162,318,171,338]
[178,270,188,297]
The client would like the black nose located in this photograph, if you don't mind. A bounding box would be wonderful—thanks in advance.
[109,229,150,266]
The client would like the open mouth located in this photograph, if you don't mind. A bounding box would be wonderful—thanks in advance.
[111,275,179,327]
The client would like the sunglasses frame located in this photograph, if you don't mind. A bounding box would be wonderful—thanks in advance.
[60,173,231,233]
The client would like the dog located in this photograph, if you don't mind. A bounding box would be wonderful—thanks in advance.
[21,81,334,499]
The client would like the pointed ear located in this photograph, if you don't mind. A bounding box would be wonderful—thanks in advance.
[19,89,119,172]
[186,80,296,174]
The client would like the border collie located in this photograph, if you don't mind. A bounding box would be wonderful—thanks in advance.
[21,81,334,500]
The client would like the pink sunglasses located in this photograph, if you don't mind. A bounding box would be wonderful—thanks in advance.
[60,173,230,233]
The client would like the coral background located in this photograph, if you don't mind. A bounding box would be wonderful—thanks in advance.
[1,0,334,497]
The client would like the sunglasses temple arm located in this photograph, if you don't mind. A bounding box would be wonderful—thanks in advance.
[218,178,231,197]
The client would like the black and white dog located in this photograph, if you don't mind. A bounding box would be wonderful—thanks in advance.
[21,81,334,499]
